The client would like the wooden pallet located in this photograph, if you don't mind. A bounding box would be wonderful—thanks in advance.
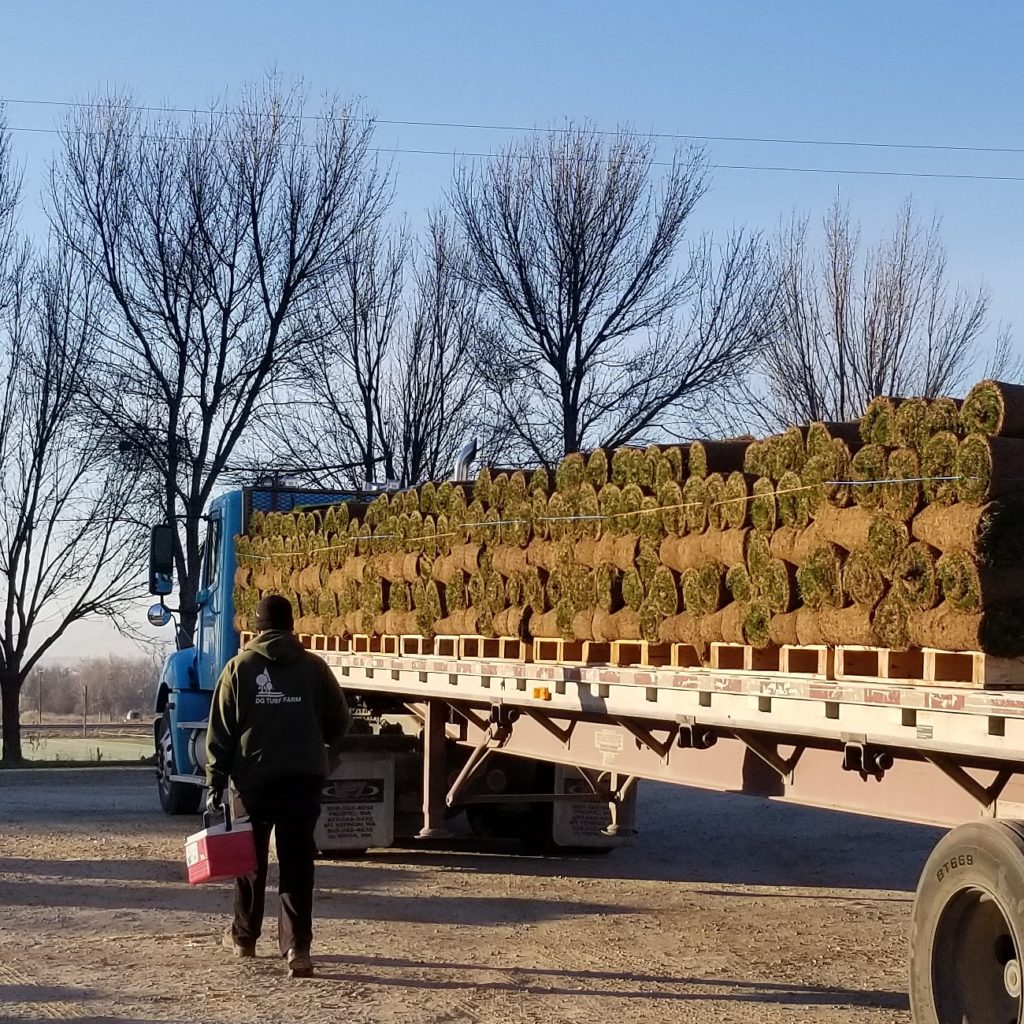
[836,646,1024,689]
[398,634,434,657]
[532,637,586,664]
[458,635,529,661]
[709,642,834,678]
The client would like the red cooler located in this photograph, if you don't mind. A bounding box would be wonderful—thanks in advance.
[185,806,257,885]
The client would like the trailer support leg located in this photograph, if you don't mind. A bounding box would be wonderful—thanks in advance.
[604,774,638,837]
[418,700,451,839]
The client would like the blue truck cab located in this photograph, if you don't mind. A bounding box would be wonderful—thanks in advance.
[150,486,358,814]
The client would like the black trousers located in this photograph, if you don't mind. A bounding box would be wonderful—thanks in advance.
[232,775,323,955]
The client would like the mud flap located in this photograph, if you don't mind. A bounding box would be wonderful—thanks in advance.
[315,756,396,852]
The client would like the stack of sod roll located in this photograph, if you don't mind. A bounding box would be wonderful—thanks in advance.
[232,379,1024,658]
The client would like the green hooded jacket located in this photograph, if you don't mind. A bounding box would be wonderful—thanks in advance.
[205,631,351,794]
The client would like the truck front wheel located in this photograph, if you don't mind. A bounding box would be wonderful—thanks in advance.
[156,710,201,815]
[910,819,1024,1024]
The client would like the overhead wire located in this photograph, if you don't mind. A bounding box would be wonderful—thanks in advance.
[2,95,1023,184]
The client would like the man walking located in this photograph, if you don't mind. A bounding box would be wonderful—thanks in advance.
[206,594,350,978]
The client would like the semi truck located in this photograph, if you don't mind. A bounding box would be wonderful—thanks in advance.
[149,469,1024,1023]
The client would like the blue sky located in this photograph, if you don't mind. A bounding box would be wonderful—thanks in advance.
[3,0,1021,656]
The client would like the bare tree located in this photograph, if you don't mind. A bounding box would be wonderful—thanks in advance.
[0,241,143,762]
[50,82,388,644]
[756,199,996,427]
[276,213,483,488]
[450,124,776,463]
[280,217,408,487]
[387,214,484,483]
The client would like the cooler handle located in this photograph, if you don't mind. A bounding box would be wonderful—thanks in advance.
[202,802,234,832]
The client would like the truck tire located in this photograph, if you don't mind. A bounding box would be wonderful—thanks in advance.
[156,710,201,815]
[910,819,1024,1024]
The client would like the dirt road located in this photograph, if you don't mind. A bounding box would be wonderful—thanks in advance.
[0,768,938,1024]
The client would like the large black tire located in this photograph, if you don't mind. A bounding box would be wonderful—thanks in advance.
[156,710,202,815]
[910,820,1024,1024]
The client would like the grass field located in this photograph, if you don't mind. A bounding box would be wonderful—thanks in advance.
[21,736,153,763]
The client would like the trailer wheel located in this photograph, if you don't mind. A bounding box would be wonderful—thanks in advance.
[910,820,1024,1024]
[156,710,201,815]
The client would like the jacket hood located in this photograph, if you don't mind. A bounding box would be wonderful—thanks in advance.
[244,630,305,664]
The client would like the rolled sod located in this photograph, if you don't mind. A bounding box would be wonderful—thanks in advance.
[700,527,750,566]
[910,502,1024,564]
[921,431,960,505]
[769,608,822,646]
[660,534,704,573]
[660,446,687,484]
[923,397,963,440]
[806,421,862,458]
[872,589,911,649]
[617,483,645,535]
[892,398,929,449]
[592,608,642,642]
[726,564,754,604]
[622,569,646,612]
[843,549,886,608]
[769,524,820,565]
[555,452,587,493]
[611,447,642,486]
[637,539,661,585]
[908,603,1024,656]
[851,445,886,510]
[801,454,834,516]
[796,544,846,610]
[812,504,872,551]
[954,435,1024,506]
[658,481,687,536]
[743,440,770,478]
[895,541,939,611]
[529,609,561,639]
[648,565,681,617]
[722,472,753,529]
[761,558,799,613]
[598,483,623,535]
[777,470,811,529]
[683,476,709,534]
[743,600,772,648]
[868,514,910,578]
[769,426,807,480]
[638,495,665,544]
[860,396,903,446]
[700,602,747,645]
[817,605,876,646]
[658,612,704,646]
[529,467,551,495]
[750,477,777,534]
[638,600,663,642]
[936,549,1024,613]
[882,448,923,521]
[961,379,1024,438]
[706,473,728,530]
[746,530,772,581]
[586,449,610,489]
[493,606,531,639]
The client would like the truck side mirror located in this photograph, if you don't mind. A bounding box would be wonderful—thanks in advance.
[149,524,176,596]
[147,604,172,628]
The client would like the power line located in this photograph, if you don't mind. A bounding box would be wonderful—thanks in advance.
[6,123,1024,184]
[3,93,1024,157]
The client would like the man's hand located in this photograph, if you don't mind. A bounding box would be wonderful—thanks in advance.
[206,785,224,815]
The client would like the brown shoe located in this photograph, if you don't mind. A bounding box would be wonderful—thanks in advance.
[222,927,256,958]
[286,948,314,978]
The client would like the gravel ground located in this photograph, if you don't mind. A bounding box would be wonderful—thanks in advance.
[0,767,942,1024]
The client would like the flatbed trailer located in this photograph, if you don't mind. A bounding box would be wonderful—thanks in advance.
[149,479,1024,1022]
[320,637,1024,1024]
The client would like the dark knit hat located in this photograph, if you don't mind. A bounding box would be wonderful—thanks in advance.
[254,594,294,632]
